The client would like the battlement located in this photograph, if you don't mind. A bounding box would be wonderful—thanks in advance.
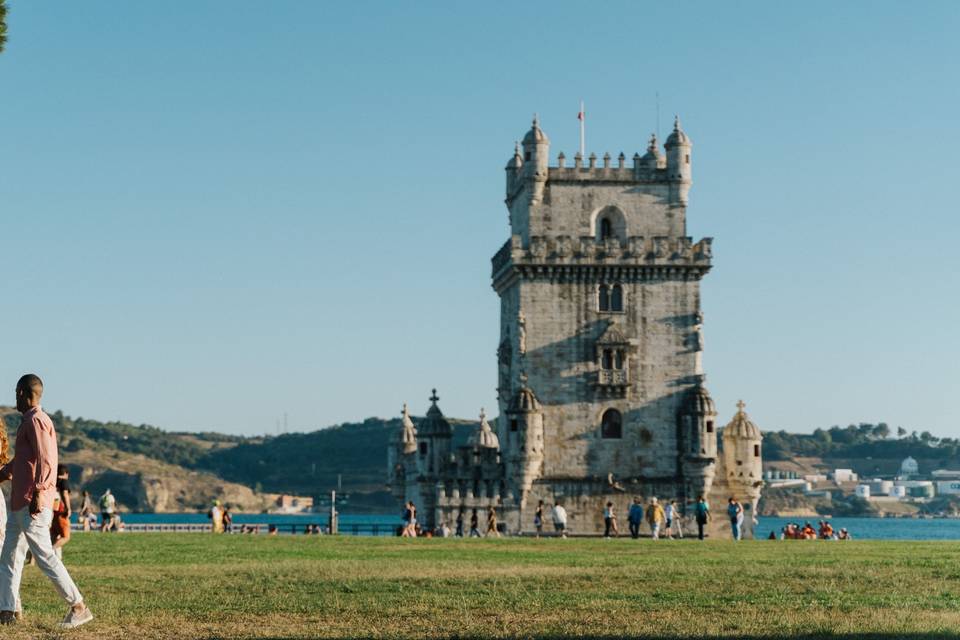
[491,234,712,285]
[547,151,670,184]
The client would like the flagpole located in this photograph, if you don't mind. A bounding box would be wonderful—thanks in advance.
[579,100,585,158]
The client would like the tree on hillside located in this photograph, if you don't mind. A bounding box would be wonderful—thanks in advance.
[0,0,7,53]
[873,423,890,440]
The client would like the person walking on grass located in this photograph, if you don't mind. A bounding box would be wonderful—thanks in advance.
[79,491,94,532]
[469,508,481,537]
[664,499,682,540]
[455,509,464,538]
[222,505,233,534]
[551,502,568,538]
[50,465,72,558]
[628,497,643,539]
[486,506,500,538]
[534,500,544,538]
[603,502,619,538]
[694,495,710,540]
[728,497,744,541]
[646,497,666,540]
[99,488,116,532]
[401,501,417,537]
[0,374,92,629]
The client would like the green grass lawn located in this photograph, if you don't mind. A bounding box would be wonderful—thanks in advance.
[6,534,960,639]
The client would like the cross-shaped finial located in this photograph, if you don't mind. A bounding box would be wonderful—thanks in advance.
[737,399,746,412]
[430,389,439,404]
[479,407,486,422]
[402,402,408,415]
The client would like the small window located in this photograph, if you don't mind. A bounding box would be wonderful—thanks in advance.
[706,421,714,433]
[611,285,623,312]
[419,442,428,456]
[600,218,612,240]
[601,409,622,439]
[510,419,519,432]
[754,444,761,457]
[525,152,532,161]
[685,154,690,164]
[598,285,610,311]
[614,350,623,370]
[602,349,613,370]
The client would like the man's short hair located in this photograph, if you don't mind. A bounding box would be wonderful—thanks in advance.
[17,374,43,399]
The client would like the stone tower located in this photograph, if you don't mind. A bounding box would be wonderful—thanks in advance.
[492,115,719,534]
[388,112,763,537]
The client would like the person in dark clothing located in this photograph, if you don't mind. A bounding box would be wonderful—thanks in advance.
[627,497,643,539]
[51,465,72,557]
[455,510,464,537]
[469,509,481,537]
[694,495,711,540]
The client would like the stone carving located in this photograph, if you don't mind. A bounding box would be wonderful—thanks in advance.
[653,236,670,258]
[627,236,646,257]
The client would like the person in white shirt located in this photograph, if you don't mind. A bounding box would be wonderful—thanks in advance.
[551,503,568,538]
[664,500,683,539]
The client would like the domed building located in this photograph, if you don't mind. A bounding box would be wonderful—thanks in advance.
[900,456,919,478]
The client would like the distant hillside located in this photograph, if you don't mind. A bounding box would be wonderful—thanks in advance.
[197,417,478,511]
[0,407,267,512]
[763,423,960,478]
[0,407,478,513]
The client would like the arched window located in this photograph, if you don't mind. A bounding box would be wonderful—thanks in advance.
[594,207,626,242]
[601,409,622,439]
[611,285,623,312]
[614,350,623,369]
[600,218,612,240]
[598,285,609,311]
[602,349,613,370]
[754,444,761,457]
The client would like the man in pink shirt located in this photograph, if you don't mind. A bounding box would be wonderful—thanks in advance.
[0,375,92,629]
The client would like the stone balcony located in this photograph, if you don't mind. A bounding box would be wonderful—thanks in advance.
[491,234,712,288]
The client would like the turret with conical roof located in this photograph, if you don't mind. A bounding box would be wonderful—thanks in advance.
[664,115,692,204]
[520,114,549,204]
[505,141,523,196]
[721,400,763,502]
[640,133,663,170]
[468,408,500,450]
[504,374,544,499]
[678,380,719,504]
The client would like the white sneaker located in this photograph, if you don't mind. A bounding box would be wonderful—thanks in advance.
[58,605,93,630]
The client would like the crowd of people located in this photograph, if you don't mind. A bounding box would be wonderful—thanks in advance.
[772,520,852,540]
[392,495,759,541]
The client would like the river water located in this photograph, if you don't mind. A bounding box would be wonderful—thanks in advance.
[75,513,960,540]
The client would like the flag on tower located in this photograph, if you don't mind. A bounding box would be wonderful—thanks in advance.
[578,100,585,158]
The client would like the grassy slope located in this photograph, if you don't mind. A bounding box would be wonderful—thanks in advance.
[7,535,960,639]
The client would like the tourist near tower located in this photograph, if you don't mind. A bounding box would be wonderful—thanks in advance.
[389,112,763,537]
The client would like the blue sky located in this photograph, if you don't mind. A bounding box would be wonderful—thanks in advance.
[1,2,957,437]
